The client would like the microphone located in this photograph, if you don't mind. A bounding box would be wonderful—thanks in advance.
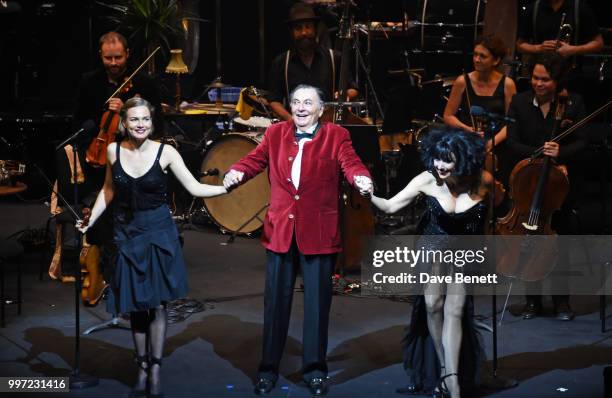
[55,120,97,151]
[0,136,11,148]
[199,168,219,177]
[470,106,516,123]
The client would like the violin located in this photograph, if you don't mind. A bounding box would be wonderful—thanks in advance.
[86,47,161,167]
[86,78,133,167]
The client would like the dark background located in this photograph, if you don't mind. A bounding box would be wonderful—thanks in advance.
[0,0,609,198]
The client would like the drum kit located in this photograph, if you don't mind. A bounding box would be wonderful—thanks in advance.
[166,80,277,236]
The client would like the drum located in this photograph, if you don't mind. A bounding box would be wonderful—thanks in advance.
[378,132,413,153]
[200,133,270,234]
[232,116,273,132]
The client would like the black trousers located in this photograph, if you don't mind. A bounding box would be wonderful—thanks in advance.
[258,240,336,383]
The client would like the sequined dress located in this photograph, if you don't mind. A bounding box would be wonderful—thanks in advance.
[402,195,487,395]
[106,143,188,314]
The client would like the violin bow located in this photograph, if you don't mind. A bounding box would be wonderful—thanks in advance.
[531,100,612,159]
[33,164,82,221]
[105,46,162,103]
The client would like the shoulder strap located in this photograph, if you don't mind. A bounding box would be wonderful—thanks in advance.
[533,0,541,43]
[495,75,506,95]
[574,0,579,45]
[329,48,336,95]
[155,143,165,162]
[115,142,121,161]
[284,50,291,104]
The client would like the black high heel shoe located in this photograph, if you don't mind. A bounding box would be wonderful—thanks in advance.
[432,373,458,398]
[148,356,164,398]
[129,354,148,398]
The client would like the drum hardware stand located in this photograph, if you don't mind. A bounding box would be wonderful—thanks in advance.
[222,203,269,245]
[351,24,385,122]
[172,168,220,232]
[378,151,404,228]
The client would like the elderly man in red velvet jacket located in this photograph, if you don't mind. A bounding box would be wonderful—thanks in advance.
[224,84,372,397]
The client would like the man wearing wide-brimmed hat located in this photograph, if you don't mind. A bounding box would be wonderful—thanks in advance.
[267,2,358,121]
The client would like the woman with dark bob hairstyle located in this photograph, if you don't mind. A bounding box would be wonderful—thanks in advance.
[372,130,493,398]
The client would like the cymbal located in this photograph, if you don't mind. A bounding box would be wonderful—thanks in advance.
[184,102,236,114]
[421,75,456,87]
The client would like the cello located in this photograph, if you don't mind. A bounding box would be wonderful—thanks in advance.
[86,47,161,167]
[495,98,612,281]
[495,93,570,282]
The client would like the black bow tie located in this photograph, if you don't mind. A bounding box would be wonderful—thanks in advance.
[295,132,314,141]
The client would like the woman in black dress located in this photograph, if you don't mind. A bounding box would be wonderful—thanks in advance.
[444,34,516,186]
[372,130,492,398]
[78,97,226,397]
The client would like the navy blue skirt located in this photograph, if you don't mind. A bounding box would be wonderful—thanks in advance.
[106,205,188,314]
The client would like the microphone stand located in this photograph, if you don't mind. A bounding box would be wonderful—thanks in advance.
[53,131,99,389]
[482,118,518,391]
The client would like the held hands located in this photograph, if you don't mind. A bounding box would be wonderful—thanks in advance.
[543,141,560,158]
[223,169,245,191]
[354,175,373,197]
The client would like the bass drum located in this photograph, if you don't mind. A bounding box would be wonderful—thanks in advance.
[200,133,270,234]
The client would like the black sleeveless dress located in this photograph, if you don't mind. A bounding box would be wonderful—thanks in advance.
[459,74,512,187]
[401,195,487,396]
[106,143,188,314]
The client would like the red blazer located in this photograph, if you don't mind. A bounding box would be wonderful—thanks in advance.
[230,121,371,254]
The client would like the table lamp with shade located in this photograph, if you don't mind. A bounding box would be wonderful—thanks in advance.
[165,49,189,111]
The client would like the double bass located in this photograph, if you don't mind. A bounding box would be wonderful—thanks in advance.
[86,47,161,167]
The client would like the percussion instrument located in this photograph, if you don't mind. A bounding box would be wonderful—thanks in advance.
[232,116,273,132]
[0,160,26,184]
[199,133,270,234]
[378,132,412,153]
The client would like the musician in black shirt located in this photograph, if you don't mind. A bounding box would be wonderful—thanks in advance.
[516,0,603,59]
[267,2,357,120]
[506,52,588,321]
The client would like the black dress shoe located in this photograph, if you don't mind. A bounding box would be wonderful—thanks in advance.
[396,383,422,395]
[254,378,275,395]
[521,300,542,319]
[307,377,328,397]
[555,302,575,321]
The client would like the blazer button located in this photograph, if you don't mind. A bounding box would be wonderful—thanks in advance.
[294,194,300,200]
[286,178,292,183]
[288,214,295,219]
[288,156,294,161]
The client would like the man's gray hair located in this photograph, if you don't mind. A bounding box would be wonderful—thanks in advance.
[289,84,325,106]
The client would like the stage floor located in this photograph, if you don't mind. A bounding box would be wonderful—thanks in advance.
[0,201,610,398]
